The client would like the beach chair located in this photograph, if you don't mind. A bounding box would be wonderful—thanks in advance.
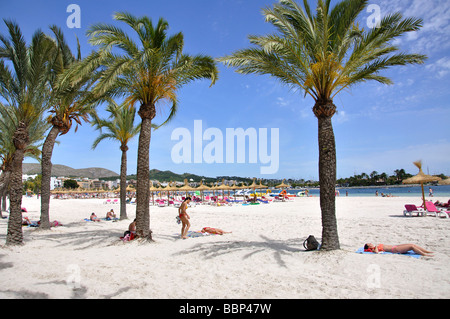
[403,204,426,217]
[173,200,182,208]
[104,199,111,205]
[424,201,448,218]
[157,199,166,207]
[113,199,119,204]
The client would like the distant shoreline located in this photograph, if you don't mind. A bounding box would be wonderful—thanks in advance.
[291,184,442,190]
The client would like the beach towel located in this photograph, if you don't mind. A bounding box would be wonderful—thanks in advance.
[187,231,211,238]
[355,247,421,259]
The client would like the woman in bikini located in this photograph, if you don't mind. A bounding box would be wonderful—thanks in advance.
[364,243,434,256]
[178,197,191,239]
[201,227,232,235]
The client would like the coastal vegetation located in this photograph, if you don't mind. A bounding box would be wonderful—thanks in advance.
[0,1,428,247]
[219,0,426,250]
[60,13,218,241]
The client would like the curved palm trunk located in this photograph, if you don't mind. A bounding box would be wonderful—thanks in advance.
[119,145,128,220]
[314,100,340,251]
[40,126,60,229]
[6,123,29,245]
[135,105,155,241]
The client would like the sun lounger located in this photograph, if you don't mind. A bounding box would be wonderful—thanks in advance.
[157,200,166,207]
[424,201,448,218]
[403,204,426,217]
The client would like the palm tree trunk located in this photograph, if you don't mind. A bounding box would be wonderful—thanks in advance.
[119,145,128,220]
[135,106,155,241]
[314,101,340,251]
[40,126,60,229]
[7,148,25,245]
[1,192,7,212]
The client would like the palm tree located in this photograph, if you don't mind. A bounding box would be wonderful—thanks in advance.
[0,104,46,216]
[0,20,53,244]
[91,99,141,220]
[38,26,93,229]
[38,26,92,229]
[62,12,218,240]
[219,0,426,250]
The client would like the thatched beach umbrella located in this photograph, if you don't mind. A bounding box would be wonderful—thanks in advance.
[403,161,442,207]
[163,181,179,203]
[149,182,160,205]
[195,180,211,202]
[178,179,195,197]
[216,179,232,199]
[275,179,289,189]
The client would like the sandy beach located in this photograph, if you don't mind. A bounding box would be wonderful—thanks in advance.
[0,195,449,299]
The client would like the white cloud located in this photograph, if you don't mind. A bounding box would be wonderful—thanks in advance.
[373,0,450,54]
[426,57,450,78]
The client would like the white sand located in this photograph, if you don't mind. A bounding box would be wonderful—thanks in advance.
[0,195,449,299]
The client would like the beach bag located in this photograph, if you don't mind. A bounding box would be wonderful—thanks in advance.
[303,235,319,251]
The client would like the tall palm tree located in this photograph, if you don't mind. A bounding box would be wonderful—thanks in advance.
[219,0,426,250]
[62,12,218,240]
[39,26,92,230]
[91,99,141,220]
[0,20,53,244]
[0,104,46,216]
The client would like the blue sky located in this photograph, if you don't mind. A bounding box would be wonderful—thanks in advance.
[1,0,449,180]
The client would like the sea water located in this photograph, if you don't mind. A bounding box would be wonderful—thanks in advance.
[288,185,450,198]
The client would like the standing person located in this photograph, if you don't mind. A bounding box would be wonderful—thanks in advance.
[429,188,433,197]
[178,197,191,239]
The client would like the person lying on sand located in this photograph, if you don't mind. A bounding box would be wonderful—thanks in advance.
[90,212,101,222]
[201,227,232,235]
[364,243,433,257]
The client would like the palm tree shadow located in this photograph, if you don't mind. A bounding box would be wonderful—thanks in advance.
[173,235,302,268]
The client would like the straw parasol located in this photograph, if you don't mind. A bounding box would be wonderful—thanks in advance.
[275,179,289,189]
[149,182,160,205]
[403,161,442,207]
[215,179,232,199]
[178,179,195,196]
[195,180,211,202]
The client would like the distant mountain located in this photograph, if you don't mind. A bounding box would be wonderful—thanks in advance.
[126,169,254,184]
[127,169,218,183]
[22,164,256,183]
[22,163,119,179]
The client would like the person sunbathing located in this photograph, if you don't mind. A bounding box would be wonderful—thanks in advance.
[364,243,434,257]
[90,213,101,222]
[201,227,232,235]
[106,209,116,220]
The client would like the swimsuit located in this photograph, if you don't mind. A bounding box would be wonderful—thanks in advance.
[364,244,385,253]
